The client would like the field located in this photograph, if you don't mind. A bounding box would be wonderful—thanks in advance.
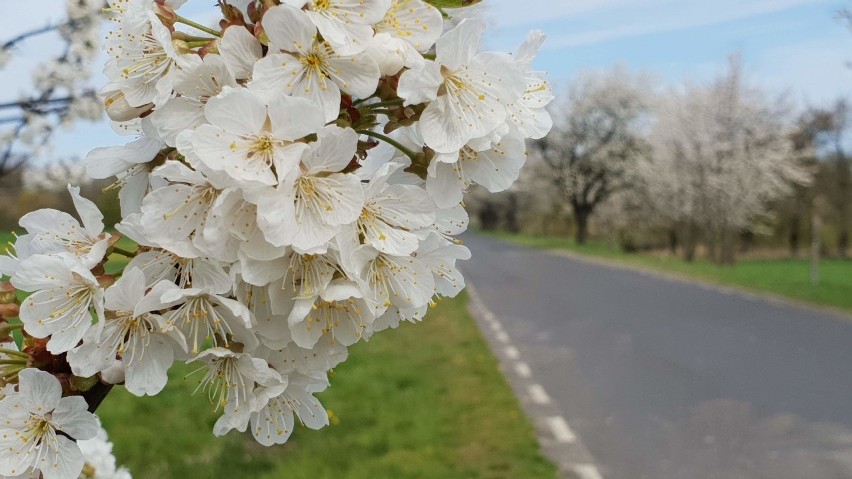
[489,231,852,312]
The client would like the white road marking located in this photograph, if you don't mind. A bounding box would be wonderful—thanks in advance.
[528,384,552,405]
[468,280,602,477]
[505,346,520,360]
[546,416,577,444]
[514,361,532,378]
[573,463,604,479]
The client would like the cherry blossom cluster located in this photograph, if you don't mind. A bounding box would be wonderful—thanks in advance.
[0,0,552,477]
[0,368,130,479]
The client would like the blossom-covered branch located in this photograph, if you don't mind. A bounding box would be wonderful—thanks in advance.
[0,1,553,477]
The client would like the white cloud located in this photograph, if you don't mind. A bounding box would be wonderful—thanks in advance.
[488,0,829,47]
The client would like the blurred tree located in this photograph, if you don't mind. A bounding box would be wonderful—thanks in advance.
[795,101,852,258]
[532,66,651,244]
[0,0,104,179]
[640,57,811,265]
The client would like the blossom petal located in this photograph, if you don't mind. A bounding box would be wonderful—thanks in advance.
[40,435,85,479]
[53,396,98,440]
[18,369,61,413]
[436,18,485,70]
[204,87,267,136]
[263,4,317,52]
[268,94,326,141]
[326,54,380,99]
[219,26,262,80]
[397,60,442,106]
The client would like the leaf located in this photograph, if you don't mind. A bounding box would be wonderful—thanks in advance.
[425,0,482,9]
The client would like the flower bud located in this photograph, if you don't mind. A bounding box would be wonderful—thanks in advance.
[0,282,16,305]
[255,23,269,46]
[153,2,177,26]
[97,275,116,289]
[0,304,19,320]
[247,0,264,24]
[218,0,246,26]
[103,88,153,122]
[70,374,99,393]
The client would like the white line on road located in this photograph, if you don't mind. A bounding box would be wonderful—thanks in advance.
[468,280,601,477]
[528,384,552,405]
[573,463,604,479]
[505,346,520,359]
[546,416,577,444]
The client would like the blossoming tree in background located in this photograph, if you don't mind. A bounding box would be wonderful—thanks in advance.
[0,0,552,477]
[0,0,104,178]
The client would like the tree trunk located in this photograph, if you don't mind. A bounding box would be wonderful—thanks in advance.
[789,215,800,257]
[504,193,520,233]
[574,206,591,244]
[681,221,698,262]
[478,201,500,231]
[705,232,718,264]
[668,228,678,255]
[720,228,737,266]
[838,228,849,259]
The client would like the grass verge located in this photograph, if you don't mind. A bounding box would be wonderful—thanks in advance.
[96,292,557,479]
[488,231,852,312]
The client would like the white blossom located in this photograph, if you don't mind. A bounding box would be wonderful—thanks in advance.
[284,0,390,55]
[67,269,183,396]
[16,186,111,269]
[0,369,98,479]
[12,254,105,354]
[398,19,525,153]
[251,4,381,121]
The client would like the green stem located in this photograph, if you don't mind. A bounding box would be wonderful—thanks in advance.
[0,348,28,359]
[112,247,137,258]
[176,34,217,42]
[366,99,405,109]
[357,130,420,163]
[0,359,27,366]
[353,96,375,106]
[1,366,25,379]
[175,15,222,37]
[185,40,214,49]
[369,109,396,116]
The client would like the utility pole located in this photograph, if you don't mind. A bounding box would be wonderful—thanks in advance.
[811,210,822,286]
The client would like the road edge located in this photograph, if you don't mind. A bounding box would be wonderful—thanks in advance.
[538,247,852,322]
[466,281,605,479]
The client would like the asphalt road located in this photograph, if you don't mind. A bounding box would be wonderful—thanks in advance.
[462,234,852,479]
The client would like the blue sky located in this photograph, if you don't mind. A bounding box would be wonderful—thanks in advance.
[2,0,851,162]
[482,0,851,104]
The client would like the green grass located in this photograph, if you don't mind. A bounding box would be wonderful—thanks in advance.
[489,231,852,312]
[96,293,556,479]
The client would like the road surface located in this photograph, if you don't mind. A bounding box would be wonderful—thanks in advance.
[462,234,852,479]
